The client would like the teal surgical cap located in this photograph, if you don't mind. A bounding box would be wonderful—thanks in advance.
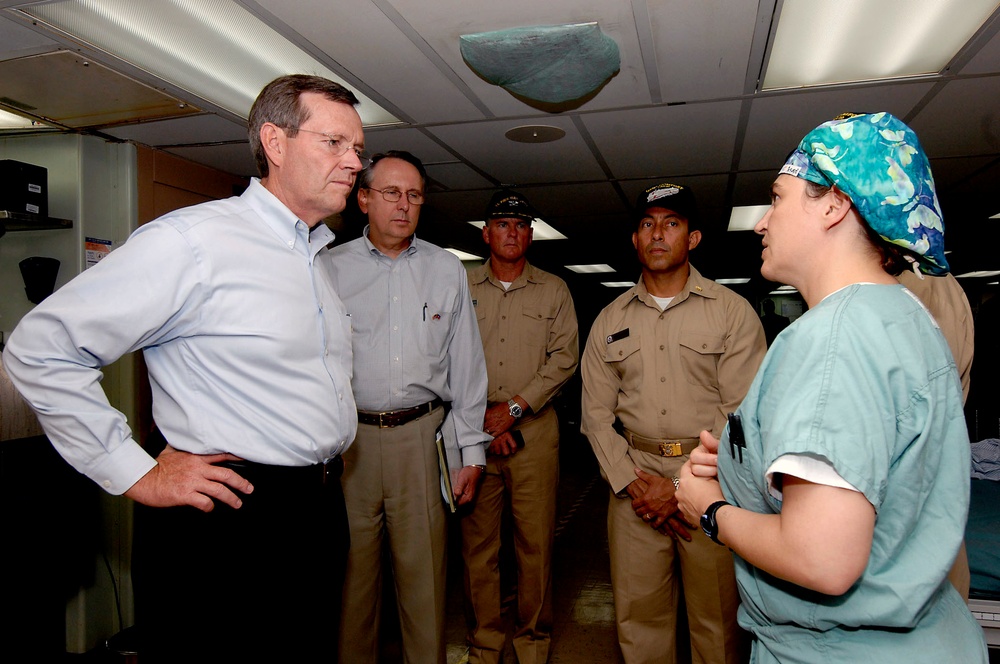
[780,112,948,275]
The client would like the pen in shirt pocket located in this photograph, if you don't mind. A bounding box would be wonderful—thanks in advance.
[728,412,746,463]
[423,302,427,321]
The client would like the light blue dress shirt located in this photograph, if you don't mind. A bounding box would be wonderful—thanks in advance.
[2,178,357,494]
[322,228,489,466]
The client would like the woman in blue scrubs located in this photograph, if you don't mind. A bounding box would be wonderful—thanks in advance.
[676,112,988,663]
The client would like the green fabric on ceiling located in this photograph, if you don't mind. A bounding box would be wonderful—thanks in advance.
[460,23,620,104]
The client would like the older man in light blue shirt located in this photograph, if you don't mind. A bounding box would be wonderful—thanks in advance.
[2,75,364,663]
[323,150,489,664]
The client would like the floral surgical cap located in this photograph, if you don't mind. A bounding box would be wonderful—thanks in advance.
[779,112,948,275]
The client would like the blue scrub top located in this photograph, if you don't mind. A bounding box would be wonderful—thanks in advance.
[719,284,986,662]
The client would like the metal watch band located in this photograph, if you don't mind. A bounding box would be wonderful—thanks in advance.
[507,398,523,418]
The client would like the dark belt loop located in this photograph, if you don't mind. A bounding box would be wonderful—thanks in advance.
[324,456,344,484]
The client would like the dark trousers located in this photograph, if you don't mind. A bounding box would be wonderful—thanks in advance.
[133,452,348,664]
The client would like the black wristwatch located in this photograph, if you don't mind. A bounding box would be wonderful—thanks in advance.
[507,398,523,419]
[700,500,730,546]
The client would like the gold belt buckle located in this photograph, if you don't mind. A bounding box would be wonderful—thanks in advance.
[378,412,393,428]
[658,441,681,457]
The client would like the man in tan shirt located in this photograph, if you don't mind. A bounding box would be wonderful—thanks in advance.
[463,190,579,664]
[897,269,975,599]
[581,182,766,664]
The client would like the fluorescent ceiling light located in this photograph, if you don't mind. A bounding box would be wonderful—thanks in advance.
[715,278,750,285]
[444,248,482,261]
[763,0,1000,90]
[468,219,567,240]
[566,264,615,274]
[728,206,770,231]
[0,108,55,130]
[16,0,399,126]
[602,281,635,288]
[769,288,798,296]
[955,270,1000,278]
[991,212,1000,219]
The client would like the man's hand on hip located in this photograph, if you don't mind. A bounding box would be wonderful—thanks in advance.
[124,444,253,512]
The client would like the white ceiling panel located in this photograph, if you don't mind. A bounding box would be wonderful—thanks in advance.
[425,189,496,223]
[957,23,1000,74]
[582,101,742,179]
[740,82,935,171]
[930,155,999,190]
[361,126,456,163]
[647,0,760,101]
[910,77,1000,157]
[520,182,624,220]
[425,163,495,191]
[428,116,607,184]
[253,0,486,124]
[0,12,58,59]
[103,114,249,146]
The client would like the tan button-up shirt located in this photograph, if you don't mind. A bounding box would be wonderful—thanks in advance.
[581,266,767,492]
[469,261,579,415]
[897,270,974,404]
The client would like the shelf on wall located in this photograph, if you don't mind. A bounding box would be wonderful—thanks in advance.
[0,210,73,231]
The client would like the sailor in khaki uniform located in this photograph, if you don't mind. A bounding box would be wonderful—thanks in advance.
[581,183,766,664]
[462,190,579,664]
[897,269,975,600]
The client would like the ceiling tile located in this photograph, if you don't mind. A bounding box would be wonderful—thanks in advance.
[647,0,759,100]
[957,23,1000,74]
[102,114,249,146]
[425,163,494,191]
[0,51,202,128]
[0,14,59,59]
[362,126,456,163]
[582,101,742,179]
[740,82,935,171]
[910,77,1000,157]
[256,0,488,124]
[522,181,624,219]
[428,116,606,184]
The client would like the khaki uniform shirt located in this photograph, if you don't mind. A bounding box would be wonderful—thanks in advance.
[581,266,767,493]
[897,270,974,404]
[469,261,579,414]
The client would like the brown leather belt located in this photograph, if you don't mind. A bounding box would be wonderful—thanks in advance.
[624,429,699,457]
[357,398,443,428]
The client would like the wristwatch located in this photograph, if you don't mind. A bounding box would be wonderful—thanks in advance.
[507,398,523,419]
[700,500,730,546]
